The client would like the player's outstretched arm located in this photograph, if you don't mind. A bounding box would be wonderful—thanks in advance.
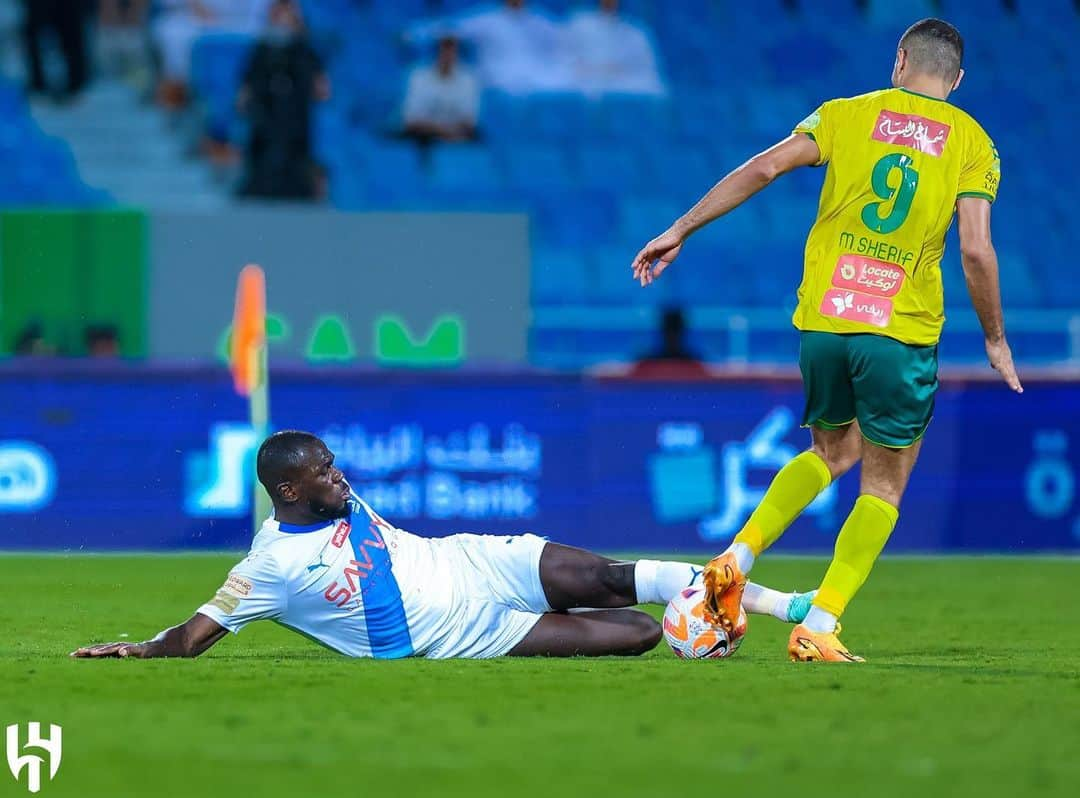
[631,133,820,285]
[71,612,228,659]
[956,196,1023,393]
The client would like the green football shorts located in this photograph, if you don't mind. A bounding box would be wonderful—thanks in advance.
[798,331,939,449]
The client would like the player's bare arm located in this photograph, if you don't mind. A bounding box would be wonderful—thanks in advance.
[71,612,227,659]
[956,196,1023,393]
[631,133,821,285]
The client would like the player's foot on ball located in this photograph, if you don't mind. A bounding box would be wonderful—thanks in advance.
[784,591,816,624]
[701,552,747,634]
[787,623,864,663]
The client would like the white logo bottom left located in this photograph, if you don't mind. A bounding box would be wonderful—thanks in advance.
[6,723,62,794]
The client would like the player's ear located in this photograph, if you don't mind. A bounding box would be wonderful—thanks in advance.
[891,47,905,86]
[277,481,299,504]
[952,68,964,92]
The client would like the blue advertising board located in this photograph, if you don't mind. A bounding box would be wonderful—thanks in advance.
[1,366,1078,552]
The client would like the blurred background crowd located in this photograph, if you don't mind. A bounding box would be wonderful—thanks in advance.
[0,0,1077,368]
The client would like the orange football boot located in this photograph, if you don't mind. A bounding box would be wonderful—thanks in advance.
[787,623,864,663]
[700,552,747,634]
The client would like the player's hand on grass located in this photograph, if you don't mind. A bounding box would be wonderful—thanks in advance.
[71,641,148,659]
[632,229,685,286]
[985,337,1023,393]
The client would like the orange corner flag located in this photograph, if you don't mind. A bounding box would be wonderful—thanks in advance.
[230,264,266,397]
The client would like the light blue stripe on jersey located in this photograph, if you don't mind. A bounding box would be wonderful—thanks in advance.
[348,503,413,659]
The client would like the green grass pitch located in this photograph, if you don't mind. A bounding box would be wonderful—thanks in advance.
[1,554,1077,798]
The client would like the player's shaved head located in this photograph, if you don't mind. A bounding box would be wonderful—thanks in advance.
[256,430,325,498]
[898,18,963,82]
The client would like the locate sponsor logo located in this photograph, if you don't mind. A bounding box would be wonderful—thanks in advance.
[331,520,352,548]
[820,289,893,327]
[224,574,253,598]
[872,109,950,157]
[831,255,905,298]
[0,442,56,512]
[6,723,62,794]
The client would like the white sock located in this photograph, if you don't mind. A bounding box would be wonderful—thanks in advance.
[803,606,838,633]
[741,582,796,621]
[726,542,755,574]
[633,560,703,604]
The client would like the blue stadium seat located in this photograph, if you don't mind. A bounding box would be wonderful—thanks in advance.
[529,191,617,249]
[523,95,591,143]
[591,95,674,143]
[532,248,589,306]
[996,252,1043,308]
[480,91,528,138]
[349,142,425,204]
[617,197,681,245]
[575,145,646,192]
[640,146,714,200]
[430,146,503,193]
[502,146,574,191]
[587,245,673,307]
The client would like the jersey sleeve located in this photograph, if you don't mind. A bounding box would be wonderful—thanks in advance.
[196,551,285,634]
[793,99,839,165]
[957,128,1000,203]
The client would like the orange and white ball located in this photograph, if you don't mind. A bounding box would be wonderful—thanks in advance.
[662,586,748,659]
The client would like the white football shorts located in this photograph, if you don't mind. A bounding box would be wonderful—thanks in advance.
[424,532,551,659]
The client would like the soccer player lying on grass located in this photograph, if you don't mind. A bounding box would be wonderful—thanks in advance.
[74,431,814,660]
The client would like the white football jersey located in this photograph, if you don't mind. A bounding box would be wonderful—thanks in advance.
[197,496,458,658]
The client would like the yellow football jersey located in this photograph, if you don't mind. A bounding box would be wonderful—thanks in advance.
[791,87,1000,346]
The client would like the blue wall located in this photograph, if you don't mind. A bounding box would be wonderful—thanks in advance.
[1,366,1078,552]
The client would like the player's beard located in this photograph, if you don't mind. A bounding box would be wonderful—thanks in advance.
[307,495,350,521]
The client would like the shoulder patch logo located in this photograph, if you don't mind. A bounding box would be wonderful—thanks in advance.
[224,574,253,597]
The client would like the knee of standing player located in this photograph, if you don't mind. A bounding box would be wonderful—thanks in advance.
[813,436,860,479]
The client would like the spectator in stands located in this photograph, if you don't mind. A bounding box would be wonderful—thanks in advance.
[630,308,708,378]
[85,324,121,357]
[13,321,54,356]
[565,0,664,96]
[21,0,92,101]
[402,35,479,145]
[152,0,271,107]
[409,0,569,95]
[98,1,151,90]
[237,0,328,200]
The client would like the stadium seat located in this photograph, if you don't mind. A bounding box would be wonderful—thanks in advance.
[430,146,503,193]
[574,145,647,193]
[591,95,674,144]
[352,143,425,204]
[502,146,574,192]
[529,190,617,249]
[532,248,589,306]
[617,197,681,245]
[640,147,713,200]
[523,95,591,144]
[587,245,673,307]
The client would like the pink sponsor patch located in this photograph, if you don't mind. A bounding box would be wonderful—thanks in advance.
[831,255,905,298]
[331,520,351,548]
[820,289,893,328]
[871,110,951,157]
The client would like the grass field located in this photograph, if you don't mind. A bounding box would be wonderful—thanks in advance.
[1,554,1077,798]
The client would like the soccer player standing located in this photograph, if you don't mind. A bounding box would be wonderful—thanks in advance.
[631,19,1021,661]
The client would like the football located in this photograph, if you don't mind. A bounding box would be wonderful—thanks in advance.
[662,586,748,659]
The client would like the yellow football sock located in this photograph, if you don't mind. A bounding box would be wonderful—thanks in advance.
[814,494,899,617]
[733,451,833,556]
